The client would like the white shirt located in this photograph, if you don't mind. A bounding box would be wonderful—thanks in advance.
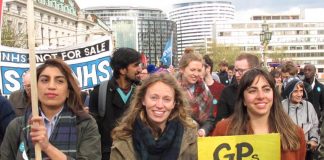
[40,107,64,138]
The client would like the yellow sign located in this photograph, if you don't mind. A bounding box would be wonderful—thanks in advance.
[198,134,280,160]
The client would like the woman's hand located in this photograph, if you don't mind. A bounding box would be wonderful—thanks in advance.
[29,116,50,151]
[198,129,206,137]
[29,116,67,160]
[307,140,318,151]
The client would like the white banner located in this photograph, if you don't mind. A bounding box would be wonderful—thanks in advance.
[0,36,113,95]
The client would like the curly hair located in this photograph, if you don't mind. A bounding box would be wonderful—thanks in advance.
[111,73,196,140]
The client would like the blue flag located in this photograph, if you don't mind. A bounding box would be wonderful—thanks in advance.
[160,34,173,67]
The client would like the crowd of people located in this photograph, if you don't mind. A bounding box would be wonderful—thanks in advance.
[0,47,324,160]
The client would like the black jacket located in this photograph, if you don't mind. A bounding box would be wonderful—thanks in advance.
[0,95,15,145]
[89,78,136,160]
[305,79,324,120]
[215,82,238,124]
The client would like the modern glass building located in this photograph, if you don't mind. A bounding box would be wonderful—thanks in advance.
[169,0,235,55]
[213,9,324,79]
[84,6,177,65]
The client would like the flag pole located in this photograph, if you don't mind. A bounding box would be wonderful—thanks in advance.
[170,32,173,66]
[27,0,42,159]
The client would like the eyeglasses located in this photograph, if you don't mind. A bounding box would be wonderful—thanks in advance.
[234,68,250,75]
[23,84,31,89]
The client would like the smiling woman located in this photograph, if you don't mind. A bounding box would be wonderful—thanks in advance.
[176,51,215,137]
[213,68,306,160]
[0,58,101,160]
[110,73,197,160]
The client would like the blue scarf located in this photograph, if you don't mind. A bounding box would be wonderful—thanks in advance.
[24,105,78,159]
[132,118,184,160]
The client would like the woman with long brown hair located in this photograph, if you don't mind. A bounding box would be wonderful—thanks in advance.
[110,73,197,160]
[1,58,101,159]
[213,68,306,159]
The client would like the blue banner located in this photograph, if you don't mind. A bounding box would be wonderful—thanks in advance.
[160,34,173,67]
[0,37,113,95]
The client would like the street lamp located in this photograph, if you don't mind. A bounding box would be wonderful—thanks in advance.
[260,21,272,67]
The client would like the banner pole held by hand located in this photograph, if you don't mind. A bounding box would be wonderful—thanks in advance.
[27,0,42,159]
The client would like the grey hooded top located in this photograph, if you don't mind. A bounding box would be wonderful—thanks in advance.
[281,78,319,143]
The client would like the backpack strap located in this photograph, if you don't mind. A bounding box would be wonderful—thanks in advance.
[98,80,109,117]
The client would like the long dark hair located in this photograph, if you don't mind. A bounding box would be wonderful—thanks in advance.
[36,58,84,115]
[228,68,300,150]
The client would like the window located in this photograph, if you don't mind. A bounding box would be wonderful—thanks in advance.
[48,29,51,44]
[6,4,10,11]
[17,6,22,15]
[18,22,23,32]
[40,13,44,21]
[7,20,12,26]
[54,17,58,24]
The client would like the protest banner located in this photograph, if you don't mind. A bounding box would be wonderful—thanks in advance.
[0,36,113,95]
[198,134,280,160]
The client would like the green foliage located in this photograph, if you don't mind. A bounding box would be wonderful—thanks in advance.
[208,42,241,71]
[1,19,27,48]
[267,47,287,63]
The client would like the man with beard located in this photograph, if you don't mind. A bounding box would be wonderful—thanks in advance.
[304,64,324,122]
[89,48,142,160]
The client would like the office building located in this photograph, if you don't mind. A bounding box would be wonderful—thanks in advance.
[84,6,177,65]
[169,0,235,55]
[214,8,324,78]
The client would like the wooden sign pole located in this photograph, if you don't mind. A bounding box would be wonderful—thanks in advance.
[27,0,42,159]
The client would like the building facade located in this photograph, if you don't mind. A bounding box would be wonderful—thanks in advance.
[213,9,324,79]
[83,6,177,66]
[2,0,111,49]
[169,0,235,55]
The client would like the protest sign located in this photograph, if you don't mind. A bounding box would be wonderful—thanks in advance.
[0,36,113,95]
[198,134,280,160]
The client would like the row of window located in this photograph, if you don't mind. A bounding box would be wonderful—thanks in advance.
[284,52,324,57]
[37,0,76,16]
[218,30,324,37]
[218,22,324,30]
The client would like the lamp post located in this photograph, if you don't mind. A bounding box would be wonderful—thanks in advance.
[260,21,272,67]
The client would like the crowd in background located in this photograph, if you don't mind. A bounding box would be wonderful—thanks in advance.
[0,47,324,160]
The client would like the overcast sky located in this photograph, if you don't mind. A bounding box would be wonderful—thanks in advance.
[75,0,324,19]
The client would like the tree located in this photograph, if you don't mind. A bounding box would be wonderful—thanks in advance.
[208,42,241,71]
[1,17,27,48]
[266,47,287,64]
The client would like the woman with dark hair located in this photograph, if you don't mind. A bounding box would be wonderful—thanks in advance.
[213,68,306,160]
[270,68,283,96]
[1,58,101,160]
[110,73,197,160]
